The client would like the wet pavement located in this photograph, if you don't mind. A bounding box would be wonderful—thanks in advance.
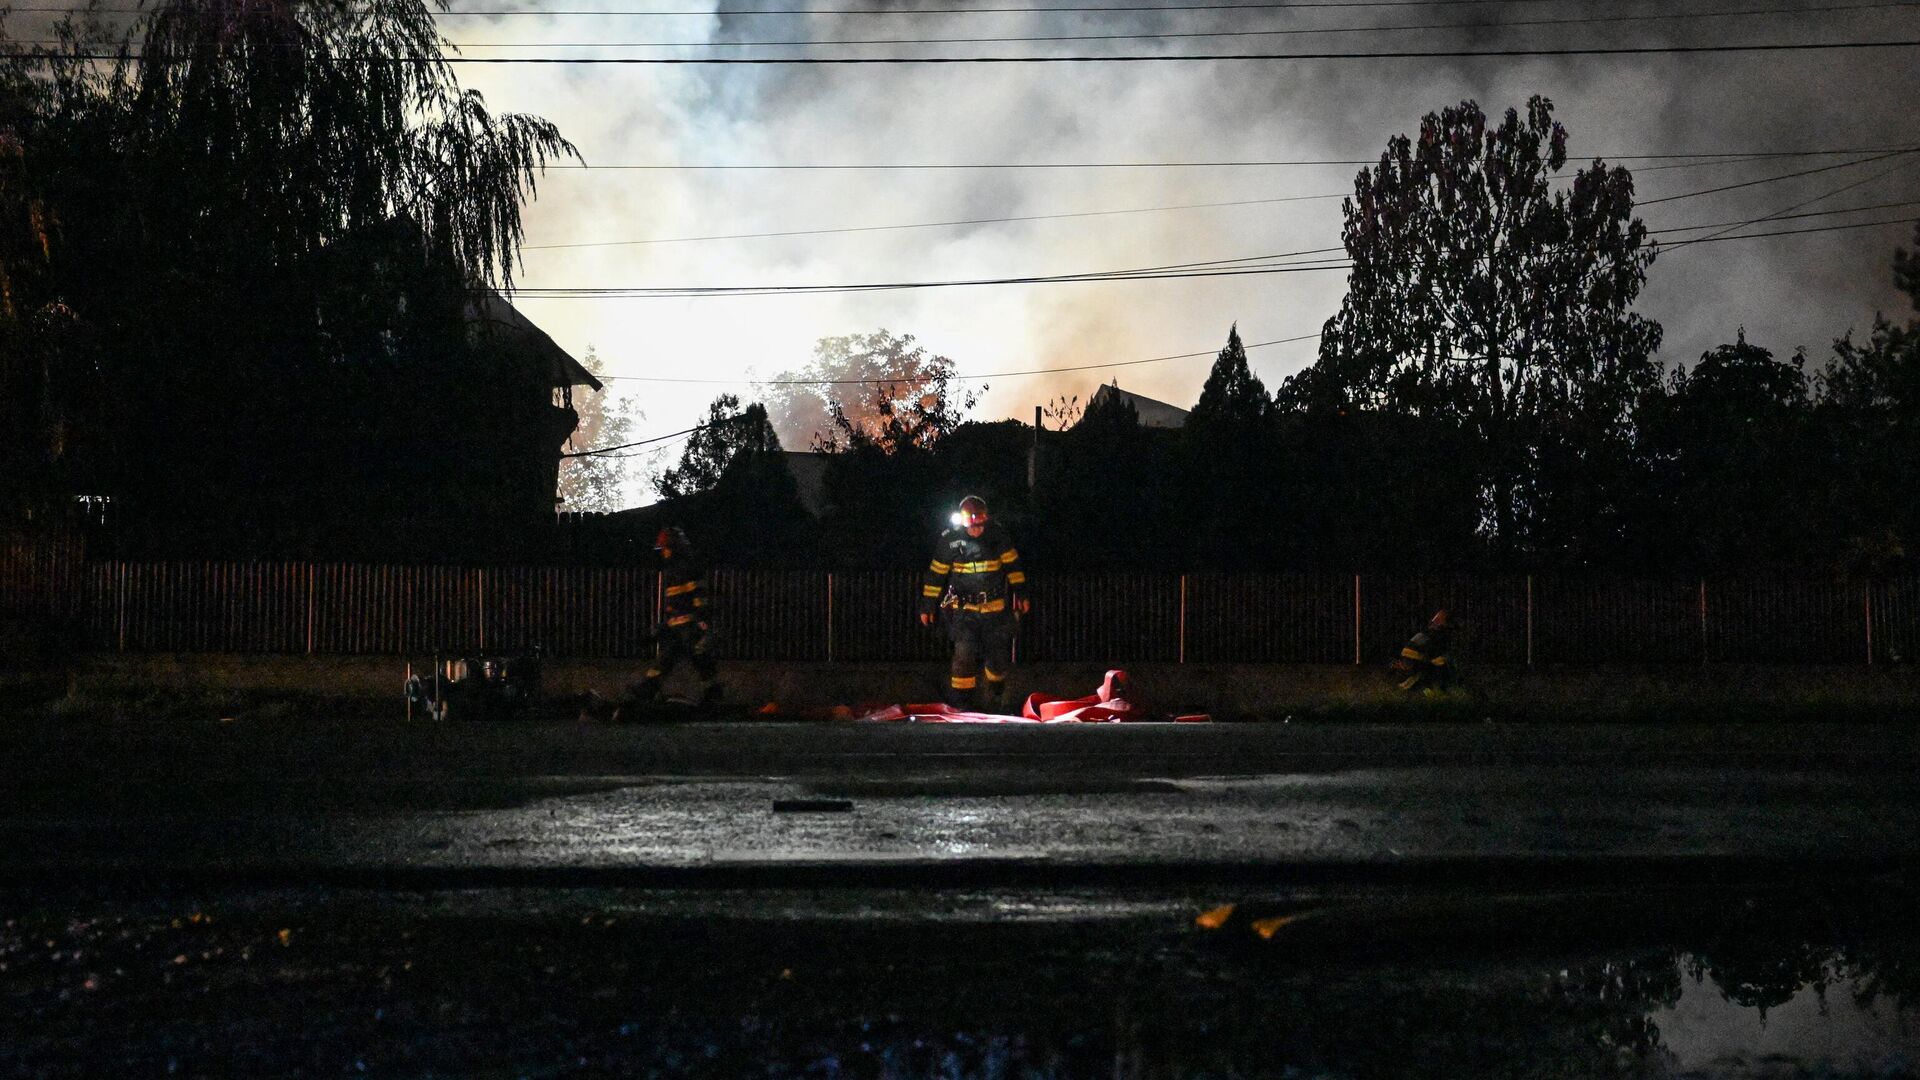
[4,720,1920,886]
[6,719,1920,1076]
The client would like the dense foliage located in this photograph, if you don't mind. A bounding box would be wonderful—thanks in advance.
[1,0,575,541]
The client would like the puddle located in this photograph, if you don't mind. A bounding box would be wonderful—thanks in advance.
[4,881,1918,1077]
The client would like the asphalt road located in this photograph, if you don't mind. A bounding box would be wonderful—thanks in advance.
[5,719,1919,888]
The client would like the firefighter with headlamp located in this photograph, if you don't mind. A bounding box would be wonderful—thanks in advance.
[919,495,1029,710]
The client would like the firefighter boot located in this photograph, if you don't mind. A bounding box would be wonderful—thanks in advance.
[983,671,1010,713]
[945,673,979,709]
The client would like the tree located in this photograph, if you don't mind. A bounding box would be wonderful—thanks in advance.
[1188,324,1269,431]
[1636,333,1824,569]
[0,0,577,533]
[762,330,979,453]
[1294,96,1662,557]
[1816,223,1920,574]
[557,349,637,513]
[654,395,782,501]
[1180,325,1279,566]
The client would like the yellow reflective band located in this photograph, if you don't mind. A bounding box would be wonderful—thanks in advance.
[922,584,943,597]
[984,669,1006,683]
[999,549,1020,563]
[1195,904,1236,930]
[692,597,707,607]
[950,675,978,690]
[644,668,663,679]
[1400,647,1427,661]
[665,581,698,597]
[668,614,697,627]
[1252,914,1301,940]
[1431,656,1448,666]
[951,559,1002,574]
[962,597,1007,614]
[928,560,952,574]
[1005,571,1027,585]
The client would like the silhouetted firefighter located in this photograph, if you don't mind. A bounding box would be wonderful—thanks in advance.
[919,495,1030,710]
[1391,609,1457,692]
[628,526,720,709]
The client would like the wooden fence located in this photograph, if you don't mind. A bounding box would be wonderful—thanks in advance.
[3,537,1914,664]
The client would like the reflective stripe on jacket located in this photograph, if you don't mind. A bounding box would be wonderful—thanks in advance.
[921,522,1026,616]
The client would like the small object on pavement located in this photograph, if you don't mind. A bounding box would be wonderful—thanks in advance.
[859,670,1211,724]
[1195,904,1237,930]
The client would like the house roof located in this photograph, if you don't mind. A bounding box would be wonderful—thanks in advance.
[1082,383,1190,429]
[466,289,602,391]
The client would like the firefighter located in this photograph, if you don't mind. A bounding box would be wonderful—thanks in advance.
[1390,609,1457,693]
[629,525,720,708]
[919,495,1030,710]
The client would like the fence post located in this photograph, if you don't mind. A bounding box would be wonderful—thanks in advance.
[1177,574,1187,664]
[476,568,486,651]
[305,563,316,655]
[1865,583,1874,666]
[1698,578,1709,665]
[826,572,835,663]
[1352,574,1362,666]
[1526,574,1534,667]
[116,561,128,653]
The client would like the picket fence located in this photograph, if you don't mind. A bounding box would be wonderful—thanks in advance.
[3,535,1914,665]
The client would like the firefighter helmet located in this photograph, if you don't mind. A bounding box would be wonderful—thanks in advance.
[957,496,989,529]
[1429,609,1450,629]
[655,525,689,553]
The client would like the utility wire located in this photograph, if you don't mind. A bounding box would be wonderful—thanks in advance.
[576,210,1920,398]
[27,0,1917,48]
[1660,151,1919,250]
[1639,146,1918,204]
[530,145,1920,169]
[512,160,1920,298]
[0,0,1689,16]
[522,153,1907,251]
[1650,197,1920,232]
[562,418,745,457]
[595,332,1325,388]
[521,192,1347,249]
[513,212,1920,299]
[33,37,1920,62]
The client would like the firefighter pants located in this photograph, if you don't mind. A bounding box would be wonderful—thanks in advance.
[637,624,717,698]
[946,610,1014,708]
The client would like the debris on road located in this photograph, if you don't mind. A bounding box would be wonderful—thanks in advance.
[860,670,1211,724]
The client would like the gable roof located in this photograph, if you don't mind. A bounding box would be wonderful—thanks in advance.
[465,288,603,392]
[1081,382,1190,429]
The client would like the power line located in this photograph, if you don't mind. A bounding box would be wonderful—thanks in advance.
[521,192,1347,250]
[35,37,1920,62]
[513,206,1920,299]
[527,145,1920,169]
[595,331,1326,386]
[1650,197,1920,232]
[562,417,746,457]
[1663,212,1920,245]
[1638,147,1919,204]
[522,152,1909,251]
[30,0,1917,48]
[0,0,1686,16]
[572,211,1920,400]
[1660,151,1920,250]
